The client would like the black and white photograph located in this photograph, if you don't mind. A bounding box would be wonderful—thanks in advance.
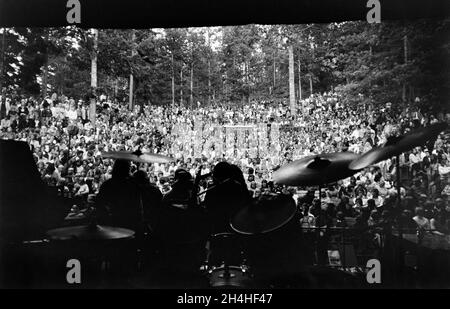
[0,0,449,292]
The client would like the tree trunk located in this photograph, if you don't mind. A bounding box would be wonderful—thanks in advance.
[180,66,183,107]
[298,53,302,101]
[402,35,408,103]
[309,74,313,96]
[208,60,211,105]
[90,29,98,126]
[404,35,408,64]
[247,61,251,103]
[171,52,175,108]
[42,59,48,97]
[42,30,49,97]
[129,75,134,109]
[190,62,194,107]
[273,50,276,89]
[114,78,118,100]
[0,29,5,109]
[288,45,296,115]
[368,45,372,89]
[129,30,136,110]
[90,30,98,89]
[0,29,6,120]
[207,28,211,105]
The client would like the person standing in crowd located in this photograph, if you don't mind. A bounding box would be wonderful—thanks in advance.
[413,207,431,231]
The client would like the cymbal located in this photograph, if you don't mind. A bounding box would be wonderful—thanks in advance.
[349,122,448,170]
[273,152,361,186]
[46,225,135,241]
[101,149,175,164]
[231,194,297,235]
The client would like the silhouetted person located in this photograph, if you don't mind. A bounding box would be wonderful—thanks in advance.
[204,162,251,234]
[229,164,251,198]
[158,169,208,244]
[155,169,209,281]
[96,160,141,231]
[132,170,163,234]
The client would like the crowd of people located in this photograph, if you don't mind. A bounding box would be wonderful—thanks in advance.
[0,91,449,237]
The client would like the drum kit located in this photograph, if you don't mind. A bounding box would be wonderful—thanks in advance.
[42,122,447,288]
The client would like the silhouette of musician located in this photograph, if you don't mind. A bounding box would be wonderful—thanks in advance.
[152,169,209,274]
[132,170,163,233]
[157,169,208,244]
[95,160,162,235]
[204,162,251,234]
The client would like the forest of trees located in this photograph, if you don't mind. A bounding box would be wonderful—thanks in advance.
[0,19,449,112]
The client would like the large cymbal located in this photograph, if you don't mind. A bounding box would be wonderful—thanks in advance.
[101,149,175,164]
[273,152,361,186]
[231,194,296,235]
[349,122,448,170]
[46,225,135,241]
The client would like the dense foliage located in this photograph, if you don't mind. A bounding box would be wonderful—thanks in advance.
[1,19,449,111]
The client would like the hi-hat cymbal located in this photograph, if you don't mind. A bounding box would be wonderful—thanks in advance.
[46,225,135,241]
[273,152,361,186]
[231,194,297,235]
[101,149,175,164]
[349,122,448,170]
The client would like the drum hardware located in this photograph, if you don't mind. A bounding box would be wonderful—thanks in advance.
[272,152,362,187]
[101,149,175,164]
[349,122,448,171]
[46,224,135,241]
[230,194,297,235]
[22,239,50,245]
[196,178,233,197]
[270,123,448,270]
[349,123,448,218]
[273,152,362,265]
[349,122,448,269]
